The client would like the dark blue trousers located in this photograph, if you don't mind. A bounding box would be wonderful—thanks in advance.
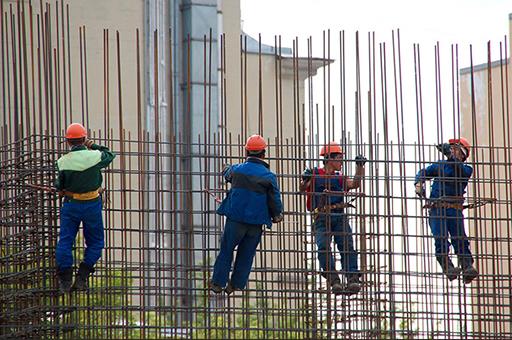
[211,218,263,289]
[428,207,473,264]
[314,213,359,280]
[56,198,105,270]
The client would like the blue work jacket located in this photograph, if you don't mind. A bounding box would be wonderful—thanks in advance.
[415,158,473,201]
[217,157,283,228]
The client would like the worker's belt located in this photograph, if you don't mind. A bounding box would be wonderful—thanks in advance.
[313,202,355,217]
[63,189,100,201]
[424,202,464,210]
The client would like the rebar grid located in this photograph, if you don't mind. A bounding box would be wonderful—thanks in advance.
[1,2,512,339]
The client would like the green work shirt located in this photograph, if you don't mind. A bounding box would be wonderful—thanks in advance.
[55,144,116,193]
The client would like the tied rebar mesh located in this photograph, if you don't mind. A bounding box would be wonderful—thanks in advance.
[1,2,512,339]
[1,135,62,337]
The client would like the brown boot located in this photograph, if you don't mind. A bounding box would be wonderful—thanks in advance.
[209,281,224,294]
[224,281,242,295]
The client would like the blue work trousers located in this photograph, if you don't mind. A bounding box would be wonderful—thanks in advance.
[314,213,359,280]
[211,218,263,289]
[428,207,473,263]
[56,198,105,270]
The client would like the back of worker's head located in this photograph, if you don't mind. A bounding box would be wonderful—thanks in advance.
[65,123,87,146]
[320,142,343,165]
[245,134,267,158]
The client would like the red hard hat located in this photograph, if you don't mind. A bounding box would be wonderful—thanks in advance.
[449,137,471,157]
[65,123,87,139]
[245,134,267,152]
[320,142,343,157]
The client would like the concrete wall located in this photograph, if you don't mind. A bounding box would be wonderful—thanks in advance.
[0,0,144,134]
[64,0,144,134]
[459,13,512,335]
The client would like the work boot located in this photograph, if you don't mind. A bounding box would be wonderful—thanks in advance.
[462,265,478,284]
[322,271,341,284]
[209,281,224,294]
[323,272,343,295]
[459,257,478,284]
[224,281,241,295]
[436,256,461,281]
[344,274,362,296]
[330,279,344,295]
[72,262,94,291]
[57,268,73,294]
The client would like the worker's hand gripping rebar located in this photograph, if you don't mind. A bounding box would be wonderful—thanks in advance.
[355,155,367,167]
[272,214,284,223]
[415,182,426,198]
[436,143,452,158]
[301,168,313,182]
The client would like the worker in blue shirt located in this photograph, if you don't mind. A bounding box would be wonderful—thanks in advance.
[210,135,283,294]
[414,137,478,284]
[300,142,367,296]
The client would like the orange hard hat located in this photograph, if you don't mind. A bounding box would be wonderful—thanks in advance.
[320,142,343,157]
[449,137,471,157]
[65,123,87,139]
[245,134,267,152]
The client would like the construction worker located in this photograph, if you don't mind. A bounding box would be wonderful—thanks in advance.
[210,134,284,294]
[55,123,115,294]
[300,142,367,296]
[414,137,478,284]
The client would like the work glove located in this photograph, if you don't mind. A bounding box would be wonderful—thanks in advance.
[355,155,367,167]
[272,213,284,223]
[436,143,452,158]
[84,138,94,149]
[301,168,313,182]
[221,164,233,183]
[415,182,426,198]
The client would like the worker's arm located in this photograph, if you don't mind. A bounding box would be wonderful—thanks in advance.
[414,163,439,197]
[345,155,367,190]
[85,139,116,168]
[54,164,65,191]
[267,174,284,222]
[454,162,473,178]
[463,164,473,178]
[414,163,439,184]
[299,179,312,192]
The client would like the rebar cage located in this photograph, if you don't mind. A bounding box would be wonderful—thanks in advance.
[1,1,512,339]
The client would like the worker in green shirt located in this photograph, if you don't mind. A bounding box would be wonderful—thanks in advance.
[55,123,115,294]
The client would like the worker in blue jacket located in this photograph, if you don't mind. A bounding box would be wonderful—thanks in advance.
[414,137,478,284]
[210,134,283,294]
